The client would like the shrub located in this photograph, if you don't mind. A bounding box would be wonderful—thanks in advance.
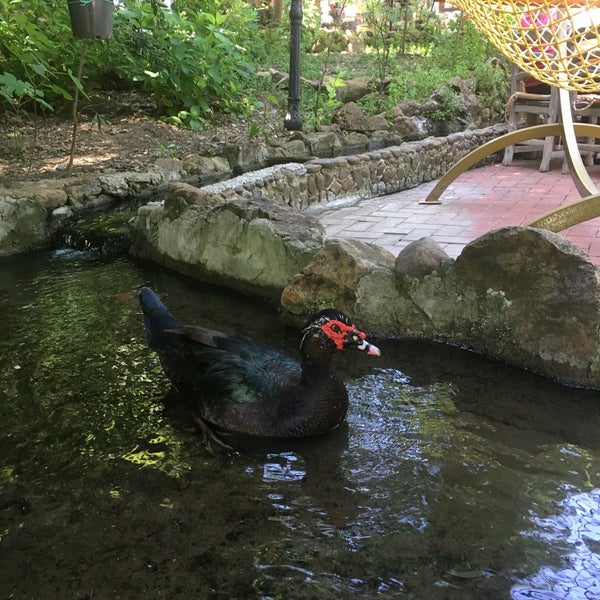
[96,0,260,127]
[0,1,508,129]
[0,0,261,124]
[0,1,78,115]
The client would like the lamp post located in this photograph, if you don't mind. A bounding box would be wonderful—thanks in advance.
[284,0,303,131]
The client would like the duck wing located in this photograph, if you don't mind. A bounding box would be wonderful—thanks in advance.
[180,324,301,395]
[159,325,303,434]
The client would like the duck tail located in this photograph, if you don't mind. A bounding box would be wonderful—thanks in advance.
[139,287,180,349]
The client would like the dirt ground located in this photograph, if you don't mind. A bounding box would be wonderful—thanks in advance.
[0,91,278,186]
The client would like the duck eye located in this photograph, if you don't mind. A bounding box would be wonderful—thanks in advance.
[330,323,341,333]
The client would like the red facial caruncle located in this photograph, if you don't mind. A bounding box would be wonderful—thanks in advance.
[321,319,365,350]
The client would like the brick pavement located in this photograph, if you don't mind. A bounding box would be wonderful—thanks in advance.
[319,158,600,266]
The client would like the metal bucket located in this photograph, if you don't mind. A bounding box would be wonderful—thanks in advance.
[67,0,113,40]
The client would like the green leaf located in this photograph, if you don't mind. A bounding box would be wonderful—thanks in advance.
[0,72,34,99]
[447,569,485,579]
[189,119,202,132]
[66,68,86,95]
[248,121,260,139]
[163,115,183,126]
[33,94,54,111]
[31,63,47,77]
[49,84,74,102]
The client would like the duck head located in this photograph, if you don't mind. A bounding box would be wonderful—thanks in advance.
[300,309,381,358]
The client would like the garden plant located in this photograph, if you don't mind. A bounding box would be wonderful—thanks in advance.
[0,0,509,139]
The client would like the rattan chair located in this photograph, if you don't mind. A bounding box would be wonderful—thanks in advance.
[424,0,600,231]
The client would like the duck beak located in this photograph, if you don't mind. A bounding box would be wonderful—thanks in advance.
[356,338,381,356]
[351,330,381,356]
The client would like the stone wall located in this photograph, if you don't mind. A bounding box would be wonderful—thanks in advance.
[201,125,506,211]
[280,232,600,389]
[0,171,169,257]
[0,125,506,256]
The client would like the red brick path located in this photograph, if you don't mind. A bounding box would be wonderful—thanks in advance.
[320,159,600,266]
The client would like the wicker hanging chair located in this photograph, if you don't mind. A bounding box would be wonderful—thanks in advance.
[424,1,600,230]
[450,0,600,93]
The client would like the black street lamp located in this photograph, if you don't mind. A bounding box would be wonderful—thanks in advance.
[284,0,303,131]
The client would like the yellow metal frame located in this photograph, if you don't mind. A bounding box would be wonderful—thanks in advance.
[426,1,600,233]
[423,89,600,232]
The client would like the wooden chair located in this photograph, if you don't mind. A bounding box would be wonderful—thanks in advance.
[502,66,561,168]
[569,93,600,166]
[503,66,600,172]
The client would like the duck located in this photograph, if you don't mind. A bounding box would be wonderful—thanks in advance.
[139,287,380,443]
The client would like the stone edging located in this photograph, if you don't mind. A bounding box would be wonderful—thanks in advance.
[0,124,507,256]
[200,124,507,211]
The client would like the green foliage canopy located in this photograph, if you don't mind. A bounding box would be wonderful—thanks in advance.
[0,0,261,124]
[0,1,508,130]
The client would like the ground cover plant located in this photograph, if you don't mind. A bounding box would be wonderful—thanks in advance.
[0,0,508,185]
[0,0,508,140]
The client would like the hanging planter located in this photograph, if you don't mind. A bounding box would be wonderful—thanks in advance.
[65,0,114,173]
[67,0,113,40]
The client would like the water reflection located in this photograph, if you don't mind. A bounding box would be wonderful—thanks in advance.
[253,366,600,599]
[1,250,600,599]
[262,452,306,482]
[512,488,600,599]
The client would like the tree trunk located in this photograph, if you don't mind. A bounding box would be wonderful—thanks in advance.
[272,0,284,24]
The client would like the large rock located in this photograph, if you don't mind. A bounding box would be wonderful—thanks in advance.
[280,227,600,388]
[0,182,69,255]
[301,131,344,157]
[395,236,451,279]
[0,196,54,256]
[390,114,430,141]
[281,238,403,331]
[333,102,370,132]
[404,228,600,387]
[450,76,483,128]
[222,141,271,174]
[181,155,232,183]
[335,75,376,103]
[0,169,179,256]
[450,227,600,386]
[129,182,326,300]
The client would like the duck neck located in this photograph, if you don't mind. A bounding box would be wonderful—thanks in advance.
[299,341,341,395]
[300,336,335,375]
[295,350,347,432]
[300,353,334,381]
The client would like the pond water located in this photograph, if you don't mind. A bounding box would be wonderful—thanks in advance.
[1,249,599,599]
